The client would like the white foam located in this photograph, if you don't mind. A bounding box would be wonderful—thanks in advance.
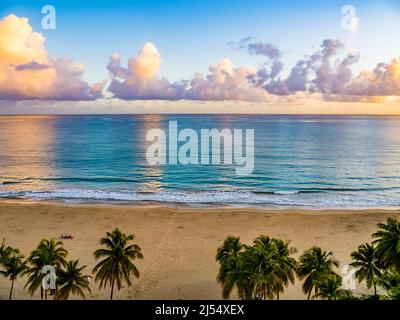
[0,188,399,209]
[274,190,300,195]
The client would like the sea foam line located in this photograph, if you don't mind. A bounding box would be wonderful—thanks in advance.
[0,188,399,208]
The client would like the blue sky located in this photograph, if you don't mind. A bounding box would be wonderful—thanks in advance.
[1,0,400,114]
[2,0,399,83]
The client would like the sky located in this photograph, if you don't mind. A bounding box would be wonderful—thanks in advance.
[0,0,400,114]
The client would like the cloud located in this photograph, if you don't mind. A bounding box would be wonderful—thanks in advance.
[247,42,281,60]
[108,43,270,102]
[107,42,183,99]
[344,58,400,97]
[0,14,102,100]
[230,37,285,91]
[14,61,50,71]
[304,39,400,100]
[253,39,343,95]
[185,58,270,101]
[253,39,362,98]
[108,39,400,103]
[230,37,282,60]
[1,15,399,105]
[240,38,400,102]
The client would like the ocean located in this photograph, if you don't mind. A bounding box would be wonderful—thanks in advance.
[1,114,400,209]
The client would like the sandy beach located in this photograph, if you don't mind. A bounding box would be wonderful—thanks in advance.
[0,200,399,300]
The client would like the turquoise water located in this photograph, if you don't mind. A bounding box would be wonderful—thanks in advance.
[1,114,400,208]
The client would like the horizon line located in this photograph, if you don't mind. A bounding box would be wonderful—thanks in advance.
[1,113,400,117]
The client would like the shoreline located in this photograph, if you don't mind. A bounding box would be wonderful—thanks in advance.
[1,198,399,212]
[0,201,400,300]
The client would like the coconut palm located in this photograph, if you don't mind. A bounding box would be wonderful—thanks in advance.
[0,239,13,263]
[248,244,275,299]
[55,260,91,300]
[216,236,251,299]
[313,274,352,300]
[0,239,12,274]
[271,238,298,300]
[249,236,280,300]
[350,243,381,296]
[372,218,400,271]
[218,250,253,299]
[296,246,340,300]
[375,268,400,300]
[93,228,143,300]
[0,248,28,300]
[216,236,298,300]
[216,236,246,264]
[24,239,68,300]
[377,268,400,292]
[387,286,400,300]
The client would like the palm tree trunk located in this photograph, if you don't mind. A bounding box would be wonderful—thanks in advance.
[373,282,377,296]
[307,285,314,300]
[40,287,43,300]
[276,291,279,300]
[9,279,14,300]
[110,276,115,300]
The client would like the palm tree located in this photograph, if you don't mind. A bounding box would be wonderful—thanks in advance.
[55,260,91,300]
[375,268,400,300]
[249,235,281,299]
[350,243,381,296]
[271,238,298,300]
[216,236,298,300]
[218,251,253,300]
[0,248,27,300]
[313,274,352,300]
[387,286,400,300]
[372,218,400,271]
[0,239,13,263]
[377,268,400,292]
[296,246,340,300]
[24,239,68,300]
[249,236,278,300]
[216,236,250,299]
[93,228,143,300]
[216,236,246,264]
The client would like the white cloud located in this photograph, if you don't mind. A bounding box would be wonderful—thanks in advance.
[0,14,103,100]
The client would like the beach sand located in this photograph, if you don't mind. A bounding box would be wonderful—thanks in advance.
[0,200,399,300]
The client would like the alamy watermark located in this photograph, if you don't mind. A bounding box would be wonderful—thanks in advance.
[341,5,359,32]
[145,121,254,176]
[41,5,56,30]
[341,264,357,290]
[41,265,56,290]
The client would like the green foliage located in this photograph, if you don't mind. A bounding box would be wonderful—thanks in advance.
[1,218,400,300]
[387,285,400,300]
[24,238,68,299]
[55,260,91,300]
[372,218,400,271]
[313,274,353,300]
[350,243,381,295]
[0,240,28,300]
[216,236,252,299]
[216,235,297,300]
[0,239,16,266]
[93,228,143,300]
[376,268,400,300]
[296,246,340,300]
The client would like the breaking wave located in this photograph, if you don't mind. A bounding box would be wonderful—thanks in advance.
[0,188,399,209]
